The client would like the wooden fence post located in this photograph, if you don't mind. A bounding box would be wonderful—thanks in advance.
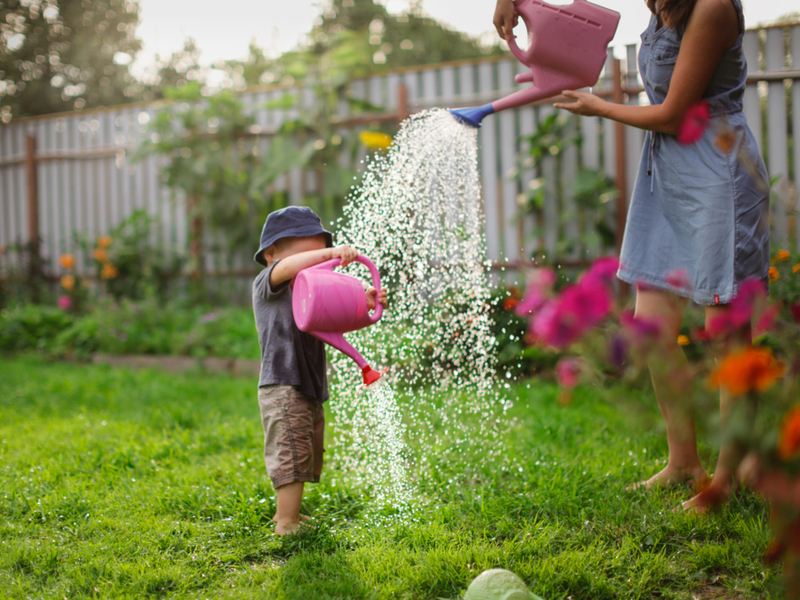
[396,84,408,124]
[25,134,39,244]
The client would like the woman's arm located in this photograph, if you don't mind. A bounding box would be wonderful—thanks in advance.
[269,246,358,288]
[554,0,739,135]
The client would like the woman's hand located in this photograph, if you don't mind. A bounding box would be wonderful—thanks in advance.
[554,90,608,118]
[366,288,389,310]
[493,0,518,41]
[331,245,358,267]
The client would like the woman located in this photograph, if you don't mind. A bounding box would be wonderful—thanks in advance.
[496,0,770,511]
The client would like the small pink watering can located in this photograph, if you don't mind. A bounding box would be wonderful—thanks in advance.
[451,0,620,127]
[293,255,387,386]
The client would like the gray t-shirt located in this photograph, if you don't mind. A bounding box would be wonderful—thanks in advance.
[253,261,329,403]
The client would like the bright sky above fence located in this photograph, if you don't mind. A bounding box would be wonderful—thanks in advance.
[133,0,798,77]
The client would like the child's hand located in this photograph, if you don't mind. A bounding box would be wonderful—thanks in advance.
[332,245,358,267]
[366,287,388,310]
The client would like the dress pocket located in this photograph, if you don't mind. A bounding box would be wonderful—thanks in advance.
[647,40,680,85]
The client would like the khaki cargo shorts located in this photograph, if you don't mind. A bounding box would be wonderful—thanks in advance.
[257,384,325,489]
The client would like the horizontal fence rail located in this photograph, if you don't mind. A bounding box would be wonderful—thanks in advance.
[1,24,798,296]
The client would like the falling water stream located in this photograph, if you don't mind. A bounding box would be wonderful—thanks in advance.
[327,109,511,517]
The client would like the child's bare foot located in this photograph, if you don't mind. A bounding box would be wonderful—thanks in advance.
[272,514,313,535]
[628,464,709,491]
[274,516,314,535]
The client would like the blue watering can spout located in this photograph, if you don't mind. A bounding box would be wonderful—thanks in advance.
[450,104,495,129]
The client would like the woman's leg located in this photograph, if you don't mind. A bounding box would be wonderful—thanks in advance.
[682,304,752,512]
[634,287,709,488]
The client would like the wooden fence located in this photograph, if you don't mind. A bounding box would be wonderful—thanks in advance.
[1,23,798,294]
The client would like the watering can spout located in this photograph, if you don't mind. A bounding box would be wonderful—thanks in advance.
[450,104,495,129]
[362,365,389,387]
[449,0,619,127]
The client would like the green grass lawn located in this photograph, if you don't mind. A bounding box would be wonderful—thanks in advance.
[0,356,782,599]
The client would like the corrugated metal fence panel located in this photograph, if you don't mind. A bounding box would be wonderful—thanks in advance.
[793,25,800,247]
[765,27,790,246]
[1,27,798,283]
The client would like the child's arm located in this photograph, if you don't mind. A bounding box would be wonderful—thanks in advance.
[554,0,739,136]
[269,245,358,288]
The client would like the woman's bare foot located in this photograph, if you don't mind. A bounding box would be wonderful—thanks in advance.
[628,464,709,491]
[680,482,733,514]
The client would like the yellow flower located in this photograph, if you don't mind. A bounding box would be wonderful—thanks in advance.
[359,131,393,150]
[59,254,75,270]
[101,263,118,279]
[60,275,75,291]
[97,235,112,248]
[677,335,690,346]
[708,346,785,396]
[769,266,779,282]
[93,248,108,262]
[793,263,800,274]
[778,405,800,461]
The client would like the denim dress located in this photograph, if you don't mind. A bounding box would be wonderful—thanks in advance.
[616,0,770,305]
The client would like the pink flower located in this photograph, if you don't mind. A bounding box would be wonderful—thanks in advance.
[560,281,613,326]
[581,256,620,288]
[58,295,72,310]
[531,281,612,350]
[515,268,556,317]
[665,267,691,290]
[620,310,663,352]
[677,100,711,145]
[707,278,768,337]
[556,356,582,388]
[754,302,780,337]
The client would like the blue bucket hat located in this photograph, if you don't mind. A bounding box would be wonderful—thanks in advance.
[254,206,333,266]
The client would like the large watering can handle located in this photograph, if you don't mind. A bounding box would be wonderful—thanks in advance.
[321,254,384,323]
[354,254,383,323]
[507,0,591,65]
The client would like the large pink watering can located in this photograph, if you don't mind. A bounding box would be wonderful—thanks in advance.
[451,0,620,128]
[292,255,387,387]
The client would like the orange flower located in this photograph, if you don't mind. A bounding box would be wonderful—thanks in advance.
[793,263,800,274]
[97,235,112,248]
[93,248,108,262]
[769,266,779,282]
[775,249,790,263]
[59,253,75,270]
[677,335,690,346]
[708,346,785,396]
[60,275,75,291]
[778,406,800,461]
[714,129,737,154]
[504,297,520,311]
[101,263,118,279]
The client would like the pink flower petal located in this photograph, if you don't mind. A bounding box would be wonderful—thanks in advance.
[556,356,582,388]
[677,100,711,145]
[665,267,691,290]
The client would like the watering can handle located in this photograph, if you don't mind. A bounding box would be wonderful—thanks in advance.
[321,254,384,323]
[507,0,591,65]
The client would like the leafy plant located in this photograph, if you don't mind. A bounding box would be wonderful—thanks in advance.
[134,83,316,289]
[75,210,183,302]
[517,113,618,258]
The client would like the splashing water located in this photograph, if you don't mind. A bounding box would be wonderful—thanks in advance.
[328,109,509,514]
